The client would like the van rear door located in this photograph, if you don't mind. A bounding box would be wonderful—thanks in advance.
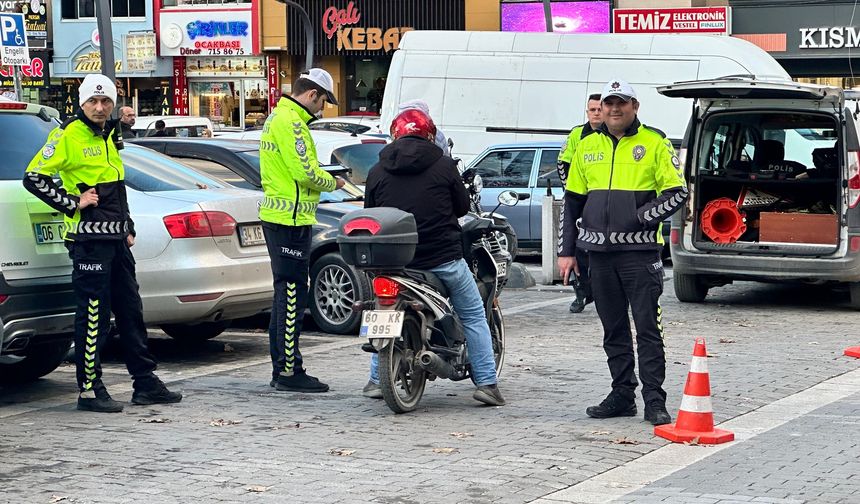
[657,79,840,103]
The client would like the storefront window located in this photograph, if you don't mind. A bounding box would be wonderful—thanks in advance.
[62,0,144,18]
[161,0,251,6]
[190,81,240,128]
[346,56,390,115]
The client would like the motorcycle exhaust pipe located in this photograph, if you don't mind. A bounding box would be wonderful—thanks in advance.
[417,350,456,379]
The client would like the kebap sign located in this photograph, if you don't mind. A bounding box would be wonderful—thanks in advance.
[613,7,731,35]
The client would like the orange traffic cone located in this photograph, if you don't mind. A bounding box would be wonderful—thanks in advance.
[655,338,734,444]
[845,346,860,358]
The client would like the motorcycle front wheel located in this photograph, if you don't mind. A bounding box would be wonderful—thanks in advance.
[379,314,427,413]
[490,305,506,376]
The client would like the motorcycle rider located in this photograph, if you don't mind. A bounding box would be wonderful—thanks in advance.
[396,99,451,156]
[557,93,602,314]
[362,109,505,407]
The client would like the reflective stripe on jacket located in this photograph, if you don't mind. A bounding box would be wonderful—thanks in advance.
[259,96,336,226]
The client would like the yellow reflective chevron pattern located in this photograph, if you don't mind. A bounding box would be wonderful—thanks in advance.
[261,197,318,214]
[656,303,664,341]
[284,282,297,373]
[83,298,99,390]
[291,121,334,190]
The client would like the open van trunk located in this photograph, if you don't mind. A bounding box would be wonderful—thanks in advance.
[691,110,841,256]
[659,79,846,257]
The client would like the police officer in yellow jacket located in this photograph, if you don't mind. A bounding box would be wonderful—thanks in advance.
[557,79,688,426]
[260,69,345,393]
[23,74,181,413]
[557,93,602,314]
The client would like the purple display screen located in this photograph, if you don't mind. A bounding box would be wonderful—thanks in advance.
[501,2,611,33]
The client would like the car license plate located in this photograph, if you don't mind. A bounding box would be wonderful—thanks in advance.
[359,310,404,338]
[238,224,265,247]
[495,261,507,278]
[34,222,65,244]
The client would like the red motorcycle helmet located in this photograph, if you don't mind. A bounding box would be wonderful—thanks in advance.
[390,109,437,143]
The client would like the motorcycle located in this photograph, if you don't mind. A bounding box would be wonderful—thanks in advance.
[337,190,520,414]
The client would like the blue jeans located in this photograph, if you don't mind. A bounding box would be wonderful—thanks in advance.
[369,258,498,387]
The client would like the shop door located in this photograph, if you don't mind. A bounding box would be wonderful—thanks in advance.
[346,56,391,115]
[190,81,241,128]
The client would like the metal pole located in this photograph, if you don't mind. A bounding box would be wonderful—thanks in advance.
[94,0,116,81]
[543,0,553,33]
[276,0,314,71]
[14,67,23,101]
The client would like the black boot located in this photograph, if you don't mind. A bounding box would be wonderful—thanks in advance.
[569,286,591,313]
[131,377,182,405]
[644,400,672,426]
[586,392,637,418]
[77,387,124,413]
[274,369,329,393]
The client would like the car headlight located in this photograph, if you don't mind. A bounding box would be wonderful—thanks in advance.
[473,174,483,193]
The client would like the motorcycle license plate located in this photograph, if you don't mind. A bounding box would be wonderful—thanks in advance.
[495,261,507,278]
[360,310,404,338]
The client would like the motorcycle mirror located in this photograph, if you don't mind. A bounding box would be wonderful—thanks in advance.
[497,190,519,207]
[447,137,454,149]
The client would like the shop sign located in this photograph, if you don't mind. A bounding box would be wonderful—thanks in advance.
[125,31,157,72]
[159,8,255,57]
[0,50,47,87]
[613,7,730,35]
[267,54,279,111]
[73,51,122,73]
[322,2,413,52]
[0,1,47,40]
[185,55,265,77]
[799,27,860,49]
[62,78,79,117]
[172,57,188,115]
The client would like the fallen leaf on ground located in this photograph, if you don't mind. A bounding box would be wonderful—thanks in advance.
[445,393,458,397]
[706,352,718,357]
[733,322,753,328]
[138,418,171,423]
[808,341,819,345]
[432,447,459,454]
[328,448,355,456]
[719,338,736,344]
[223,343,235,353]
[50,496,68,503]
[449,432,473,439]
[611,437,639,445]
[590,430,611,436]
[523,366,532,371]
[210,419,243,427]
[683,437,701,446]
[246,486,270,493]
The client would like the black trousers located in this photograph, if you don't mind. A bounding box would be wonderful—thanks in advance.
[573,248,592,299]
[68,240,157,393]
[589,249,666,404]
[263,223,312,379]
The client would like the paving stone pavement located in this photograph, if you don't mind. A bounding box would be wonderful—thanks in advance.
[1,277,859,504]
[617,392,860,504]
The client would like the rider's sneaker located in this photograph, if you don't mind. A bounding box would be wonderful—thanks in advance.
[586,392,637,418]
[362,380,383,399]
[77,387,124,413]
[131,377,183,405]
[473,384,506,406]
[569,298,586,313]
[274,370,329,393]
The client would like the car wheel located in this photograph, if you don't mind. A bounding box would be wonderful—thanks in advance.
[0,339,72,384]
[310,252,369,334]
[674,272,708,303]
[161,320,231,342]
[496,222,518,261]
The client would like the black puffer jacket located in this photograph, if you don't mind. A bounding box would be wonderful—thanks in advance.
[364,137,469,270]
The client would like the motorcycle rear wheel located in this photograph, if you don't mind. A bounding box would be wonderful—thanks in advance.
[379,314,427,413]
[490,305,506,376]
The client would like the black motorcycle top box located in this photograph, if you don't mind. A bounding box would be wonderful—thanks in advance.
[337,208,418,268]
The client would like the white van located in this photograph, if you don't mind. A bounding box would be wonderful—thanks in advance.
[380,31,790,163]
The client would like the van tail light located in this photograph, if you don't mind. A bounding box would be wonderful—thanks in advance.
[373,277,400,306]
[361,138,386,144]
[163,211,237,238]
[670,229,680,245]
[851,237,860,253]
[849,151,860,208]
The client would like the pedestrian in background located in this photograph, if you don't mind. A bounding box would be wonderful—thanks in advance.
[259,68,345,393]
[557,93,602,314]
[152,119,167,137]
[557,79,688,426]
[118,106,136,139]
[23,74,182,413]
